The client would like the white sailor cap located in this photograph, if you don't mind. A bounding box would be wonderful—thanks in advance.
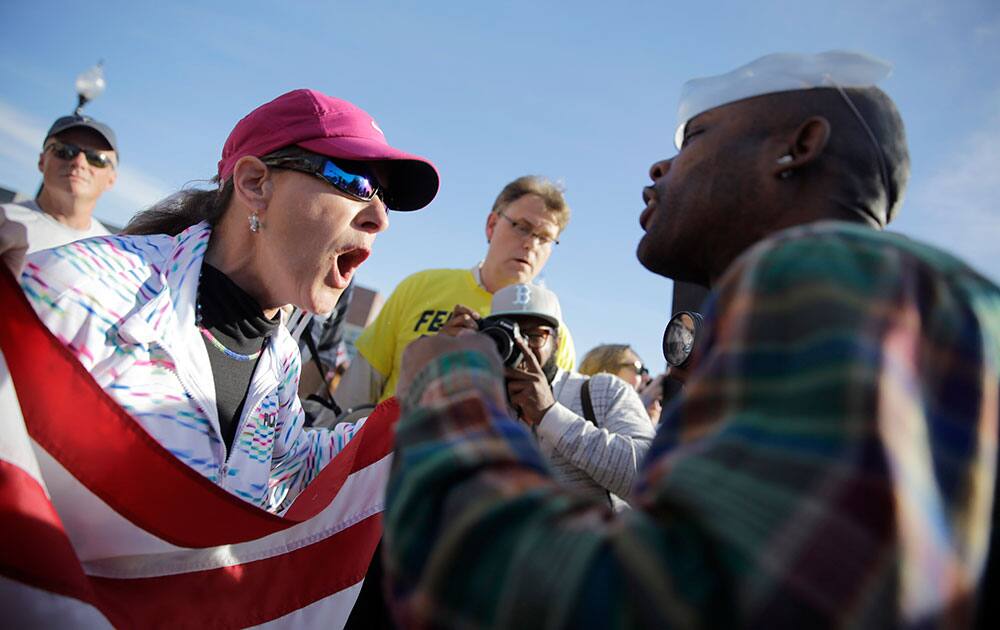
[674,51,893,149]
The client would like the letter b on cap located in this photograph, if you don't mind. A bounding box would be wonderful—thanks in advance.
[512,285,532,306]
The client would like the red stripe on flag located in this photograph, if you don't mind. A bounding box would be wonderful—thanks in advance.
[0,268,398,548]
[0,459,98,608]
[91,514,383,629]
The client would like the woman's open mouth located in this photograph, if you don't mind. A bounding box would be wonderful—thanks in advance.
[328,248,371,289]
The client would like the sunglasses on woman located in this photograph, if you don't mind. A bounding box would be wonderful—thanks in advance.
[262,150,387,207]
[45,141,115,169]
[619,360,649,377]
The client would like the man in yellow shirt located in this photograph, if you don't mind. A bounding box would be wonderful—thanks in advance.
[332,176,574,413]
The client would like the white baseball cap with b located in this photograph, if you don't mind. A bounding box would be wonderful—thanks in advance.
[489,283,562,329]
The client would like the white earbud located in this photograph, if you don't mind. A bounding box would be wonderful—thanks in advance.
[776,154,794,179]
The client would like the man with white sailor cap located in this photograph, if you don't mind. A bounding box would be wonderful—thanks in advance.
[639,50,909,286]
[381,51,1000,628]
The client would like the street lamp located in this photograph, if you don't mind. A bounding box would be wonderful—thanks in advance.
[74,62,106,115]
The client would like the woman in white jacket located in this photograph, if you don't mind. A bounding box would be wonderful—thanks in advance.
[9,89,438,512]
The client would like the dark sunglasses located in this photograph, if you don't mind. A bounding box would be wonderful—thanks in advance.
[46,141,115,169]
[620,360,649,377]
[262,151,386,206]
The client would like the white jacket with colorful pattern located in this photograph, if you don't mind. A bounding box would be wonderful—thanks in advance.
[20,222,363,513]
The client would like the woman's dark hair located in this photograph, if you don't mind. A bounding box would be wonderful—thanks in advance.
[122,145,358,236]
[123,178,234,236]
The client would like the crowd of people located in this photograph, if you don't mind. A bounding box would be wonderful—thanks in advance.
[1,49,998,628]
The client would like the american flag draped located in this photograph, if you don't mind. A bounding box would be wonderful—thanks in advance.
[0,267,396,628]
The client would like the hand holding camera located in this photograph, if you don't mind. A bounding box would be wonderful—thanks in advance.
[439,304,482,337]
[503,334,556,426]
[439,305,556,424]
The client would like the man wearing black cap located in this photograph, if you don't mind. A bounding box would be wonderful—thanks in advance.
[1,114,117,254]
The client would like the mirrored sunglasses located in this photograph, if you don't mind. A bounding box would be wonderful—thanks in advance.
[263,153,385,205]
[46,141,115,169]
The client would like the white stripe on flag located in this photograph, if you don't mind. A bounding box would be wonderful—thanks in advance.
[0,575,112,629]
[249,581,364,629]
[0,352,46,487]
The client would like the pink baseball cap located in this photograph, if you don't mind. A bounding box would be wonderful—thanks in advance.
[217,89,439,211]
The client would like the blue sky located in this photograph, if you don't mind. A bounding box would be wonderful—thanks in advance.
[2,1,998,371]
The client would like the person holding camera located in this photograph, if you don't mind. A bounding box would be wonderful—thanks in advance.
[329,176,576,417]
[441,284,654,510]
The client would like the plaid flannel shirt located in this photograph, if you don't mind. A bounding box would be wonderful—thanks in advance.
[384,222,1000,628]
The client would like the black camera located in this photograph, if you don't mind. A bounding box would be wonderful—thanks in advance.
[478,316,525,367]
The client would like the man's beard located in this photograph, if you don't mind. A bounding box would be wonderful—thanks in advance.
[542,355,559,384]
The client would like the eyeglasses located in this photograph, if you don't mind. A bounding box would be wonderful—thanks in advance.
[262,151,387,206]
[497,210,559,247]
[521,326,555,349]
[619,360,649,377]
[45,141,115,169]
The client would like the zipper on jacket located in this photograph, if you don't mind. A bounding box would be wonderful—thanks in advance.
[218,382,273,479]
[219,338,283,481]
[151,342,230,482]
[151,338,280,486]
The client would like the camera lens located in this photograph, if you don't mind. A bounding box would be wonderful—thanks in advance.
[478,317,525,367]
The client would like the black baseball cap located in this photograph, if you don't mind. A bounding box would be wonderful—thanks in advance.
[45,114,118,156]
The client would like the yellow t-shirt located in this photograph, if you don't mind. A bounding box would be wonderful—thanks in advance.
[355,268,576,401]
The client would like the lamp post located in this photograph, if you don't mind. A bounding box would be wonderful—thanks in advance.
[74,62,106,115]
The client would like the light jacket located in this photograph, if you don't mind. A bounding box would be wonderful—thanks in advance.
[20,222,362,512]
[535,369,655,510]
